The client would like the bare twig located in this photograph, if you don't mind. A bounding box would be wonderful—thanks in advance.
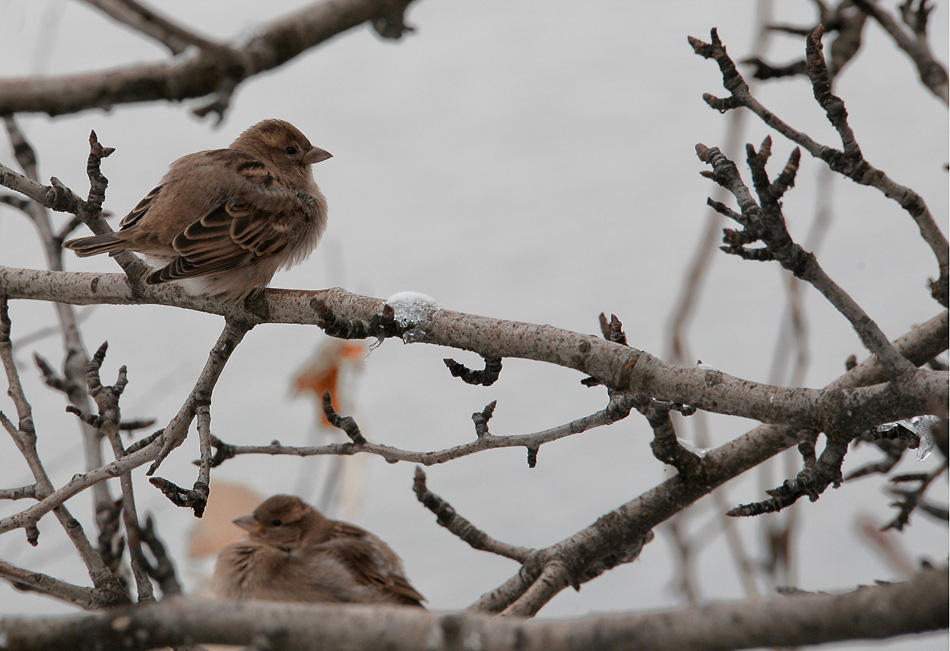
[0,135,150,284]
[696,139,917,378]
[413,467,531,562]
[0,298,130,605]
[0,0,421,117]
[751,0,870,80]
[205,394,641,468]
[78,342,154,601]
[81,0,218,54]
[3,118,121,529]
[472,311,948,610]
[138,515,184,597]
[852,0,949,104]
[690,27,949,306]
[148,318,251,477]
[0,560,103,610]
[882,460,949,531]
[0,438,161,540]
[321,391,366,444]
[641,403,704,476]
[500,561,572,618]
[443,356,503,386]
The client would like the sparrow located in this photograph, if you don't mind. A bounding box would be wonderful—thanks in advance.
[212,494,425,607]
[63,119,331,301]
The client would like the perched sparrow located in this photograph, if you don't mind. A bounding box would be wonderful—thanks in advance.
[63,119,331,301]
[212,494,425,607]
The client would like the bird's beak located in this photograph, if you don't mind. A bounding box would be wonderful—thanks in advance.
[233,514,261,534]
[304,146,333,164]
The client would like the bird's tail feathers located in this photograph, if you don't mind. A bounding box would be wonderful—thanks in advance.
[62,233,125,257]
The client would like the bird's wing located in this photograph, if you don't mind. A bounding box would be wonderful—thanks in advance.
[119,185,164,229]
[325,521,426,606]
[149,154,303,283]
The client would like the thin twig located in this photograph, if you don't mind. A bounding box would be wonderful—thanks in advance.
[148,318,251,476]
[413,467,531,562]
[205,396,640,467]
[499,561,571,618]
[690,27,949,306]
[0,298,130,604]
[696,140,917,378]
[852,0,949,105]
[82,0,219,54]
[79,342,155,601]
[0,560,104,610]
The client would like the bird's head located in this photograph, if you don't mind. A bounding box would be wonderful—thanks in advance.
[232,119,332,178]
[233,494,331,550]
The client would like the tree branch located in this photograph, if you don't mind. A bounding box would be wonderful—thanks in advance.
[81,0,218,55]
[0,560,103,610]
[0,0,420,118]
[1,568,945,650]
[696,139,917,377]
[690,27,949,306]
[2,268,943,436]
[852,0,949,105]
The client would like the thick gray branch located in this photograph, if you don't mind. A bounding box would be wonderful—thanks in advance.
[1,568,945,650]
[0,0,419,116]
[0,267,945,436]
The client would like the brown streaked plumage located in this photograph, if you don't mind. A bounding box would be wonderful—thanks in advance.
[63,119,331,301]
[212,494,425,607]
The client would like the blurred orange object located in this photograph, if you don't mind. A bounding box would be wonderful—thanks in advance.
[292,340,365,426]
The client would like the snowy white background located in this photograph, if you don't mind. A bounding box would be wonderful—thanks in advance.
[0,2,947,649]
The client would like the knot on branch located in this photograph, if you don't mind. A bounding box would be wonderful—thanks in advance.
[526,446,539,469]
[149,477,209,518]
[46,177,85,214]
[190,46,250,123]
[928,273,949,308]
[443,356,502,386]
[312,299,402,341]
[728,431,849,517]
[598,312,628,346]
[573,530,656,587]
[472,401,496,439]
[583,312,629,387]
[204,433,236,468]
[641,403,704,477]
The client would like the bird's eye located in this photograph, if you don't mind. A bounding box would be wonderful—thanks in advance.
[271,519,282,526]
[284,146,298,156]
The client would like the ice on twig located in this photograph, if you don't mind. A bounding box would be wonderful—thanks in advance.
[873,415,940,462]
[677,437,708,458]
[909,415,939,462]
[385,291,440,343]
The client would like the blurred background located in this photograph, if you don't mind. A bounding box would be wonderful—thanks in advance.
[0,2,947,648]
